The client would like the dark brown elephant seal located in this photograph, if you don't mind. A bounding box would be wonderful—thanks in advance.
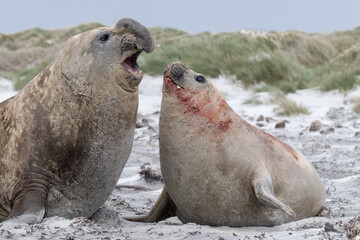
[125,62,325,227]
[0,18,155,224]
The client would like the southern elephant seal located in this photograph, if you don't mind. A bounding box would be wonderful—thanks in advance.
[0,18,155,224]
[125,62,325,227]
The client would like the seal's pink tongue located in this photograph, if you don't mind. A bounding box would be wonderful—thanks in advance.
[122,57,136,73]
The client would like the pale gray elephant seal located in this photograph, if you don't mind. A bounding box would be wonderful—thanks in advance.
[125,62,325,227]
[0,18,155,224]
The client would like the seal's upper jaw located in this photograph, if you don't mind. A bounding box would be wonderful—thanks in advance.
[116,18,155,53]
[163,62,208,93]
[116,18,155,82]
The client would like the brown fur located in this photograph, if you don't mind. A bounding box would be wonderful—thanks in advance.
[0,18,154,223]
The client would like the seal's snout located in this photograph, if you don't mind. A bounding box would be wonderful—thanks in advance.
[165,62,186,81]
[171,63,185,80]
[116,18,155,53]
[116,18,155,86]
[163,62,189,91]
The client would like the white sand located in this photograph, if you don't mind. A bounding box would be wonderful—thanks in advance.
[1,76,359,239]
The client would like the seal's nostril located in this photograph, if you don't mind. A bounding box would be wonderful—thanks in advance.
[171,63,185,80]
[116,18,155,53]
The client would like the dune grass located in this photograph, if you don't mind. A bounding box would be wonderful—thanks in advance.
[0,24,360,92]
[142,28,360,93]
[315,47,360,91]
[0,23,104,90]
[140,31,313,91]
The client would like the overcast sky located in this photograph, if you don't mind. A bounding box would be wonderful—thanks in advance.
[1,0,360,34]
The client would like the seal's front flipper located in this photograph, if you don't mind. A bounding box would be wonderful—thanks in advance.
[6,190,46,224]
[124,187,176,222]
[252,170,295,217]
[4,166,53,224]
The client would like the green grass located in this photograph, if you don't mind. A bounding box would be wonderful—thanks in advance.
[314,47,360,91]
[0,58,53,90]
[13,58,53,90]
[320,70,360,92]
[0,23,104,90]
[0,24,360,93]
[148,27,189,44]
[141,31,314,90]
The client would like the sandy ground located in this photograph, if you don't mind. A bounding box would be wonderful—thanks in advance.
[0,76,360,239]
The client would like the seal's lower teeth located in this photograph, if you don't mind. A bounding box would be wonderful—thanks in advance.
[177,85,181,89]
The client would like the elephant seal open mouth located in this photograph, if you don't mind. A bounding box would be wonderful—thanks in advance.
[0,18,155,224]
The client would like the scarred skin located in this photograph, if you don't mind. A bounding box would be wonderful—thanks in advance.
[0,18,155,224]
[125,62,325,227]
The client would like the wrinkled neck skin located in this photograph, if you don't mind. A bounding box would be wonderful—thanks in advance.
[162,78,234,132]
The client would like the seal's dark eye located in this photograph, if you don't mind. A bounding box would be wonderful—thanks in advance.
[99,33,110,42]
[195,75,205,83]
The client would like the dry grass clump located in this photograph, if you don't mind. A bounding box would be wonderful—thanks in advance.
[243,95,263,105]
[275,98,310,116]
[272,92,310,116]
[352,99,360,114]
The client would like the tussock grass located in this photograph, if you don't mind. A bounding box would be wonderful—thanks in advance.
[243,95,263,105]
[275,98,310,116]
[272,91,310,116]
[143,28,359,92]
[315,47,360,91]
[0,24,360,93]
[141,31,313,90]
[148,27,189,44]
[0,23,103,90]
[267,31,336,67]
